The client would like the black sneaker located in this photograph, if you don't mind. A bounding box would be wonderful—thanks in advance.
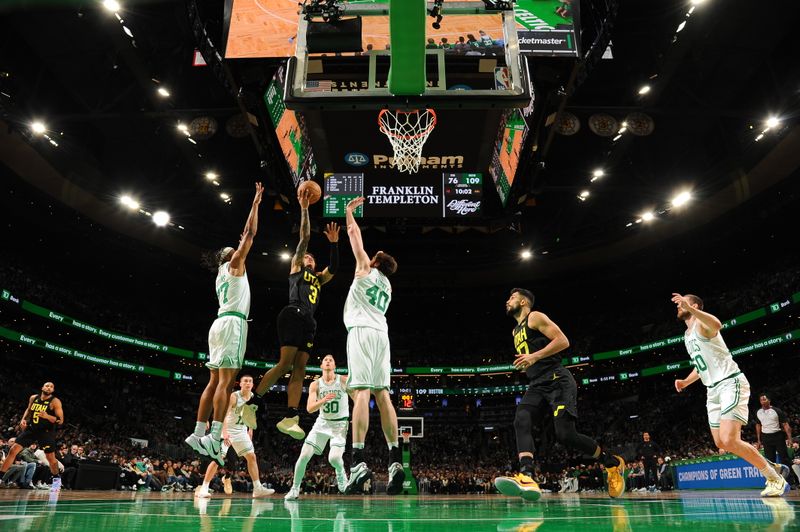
[387,462,405,495]
[344,462,372,494]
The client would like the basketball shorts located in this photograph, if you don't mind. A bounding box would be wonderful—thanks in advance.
[277,305,316,351]
[346,326,391,390]
[304,417,349,455]
[519,366,579,420]
[706,372,750,428]
[207,315,248,370]
[16,428,56,454]
[222,426,254,457]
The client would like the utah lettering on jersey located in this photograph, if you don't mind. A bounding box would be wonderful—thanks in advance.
[303,270,321,289]
[514,326,529,354]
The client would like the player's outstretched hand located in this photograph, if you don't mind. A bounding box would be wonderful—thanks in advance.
[513,352,538,371]
[323,222,340,243]
[253,182,264,205]
[298,188,310,209]
[674,379,686,393]
[321,392,336,403]
[346,197,365,211]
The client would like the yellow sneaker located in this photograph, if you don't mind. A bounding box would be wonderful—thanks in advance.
[494,473,542,502]
[223,476,233,495]
[606,456,626,498]
[276,416,305,440]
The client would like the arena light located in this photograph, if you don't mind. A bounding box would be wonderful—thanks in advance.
[280,251,292,261]
[755,133,765,142]
[590,169,604,182]
[671,191,691,207]
[641,211,655,222]
[119,195,140,210]
[638,85,651,95]
[157,87,170,98]
[580,190,590,198]
[152,211,170,227]
[102,0,121,12]
[520,250,532,260]
[220,192,230,200]
[176,122,189,136]
[765,116,780,129]
[31,121,46,135]
[205,172,218,181]
[690,0,706,5]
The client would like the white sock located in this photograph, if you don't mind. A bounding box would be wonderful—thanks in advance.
[194,422,206,437]
[387,441,398,450]
[253,480,262,489]
[210,421,223,440]
[760,465,780,481]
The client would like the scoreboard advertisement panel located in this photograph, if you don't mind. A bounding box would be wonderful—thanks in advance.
[324,173,482,218]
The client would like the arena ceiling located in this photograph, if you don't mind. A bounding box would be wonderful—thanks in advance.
[1,0,799,281]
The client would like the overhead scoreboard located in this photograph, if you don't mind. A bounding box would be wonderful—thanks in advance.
[323,173,482,218]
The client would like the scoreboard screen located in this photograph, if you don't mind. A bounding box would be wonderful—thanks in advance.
[323,173,482,218]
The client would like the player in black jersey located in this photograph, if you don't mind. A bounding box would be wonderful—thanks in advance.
[250,187,340,439]
[0,382,64,491]
[494,288,626,500]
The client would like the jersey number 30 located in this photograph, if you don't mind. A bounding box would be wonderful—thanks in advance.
[322,401,339,414]
[365,286,389,312]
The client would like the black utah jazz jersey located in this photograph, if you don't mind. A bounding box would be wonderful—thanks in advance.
[513,317,561,382]
[29,395,56,431]
[288,267,322,317]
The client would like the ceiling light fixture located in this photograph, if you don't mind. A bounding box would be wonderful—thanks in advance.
[31,121,46,135]
[641,212,655,222]
[157,87,170,98]
[638,85,651,95]
[520,250,532,260]
[671,191,692,207]
[152,211,170,227]
[102,0,121,12]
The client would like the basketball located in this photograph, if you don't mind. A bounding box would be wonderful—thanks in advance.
[298,180,321,204]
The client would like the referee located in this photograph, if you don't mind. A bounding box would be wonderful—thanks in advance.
[756,393,792,471]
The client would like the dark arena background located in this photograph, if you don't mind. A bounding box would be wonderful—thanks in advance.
[1,0,800,530]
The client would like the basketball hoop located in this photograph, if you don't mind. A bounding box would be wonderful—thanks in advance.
[401,430,412,444]
[378,109,437,174]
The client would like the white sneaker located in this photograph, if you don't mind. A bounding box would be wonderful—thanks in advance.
[276,416,305,440]
[284,487,300,500]
[344,462,372,494]
[199,434,224,466]
[336,470,349,494]
[185,433,209,456]
[195,489,212,499]
[761,476,789,497]
[253,485,275,498]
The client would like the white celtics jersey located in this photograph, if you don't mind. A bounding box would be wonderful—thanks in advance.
[224,390,256,429]
[216,262,250,317]
[684,321,740,387]
[343,268,391,332]
[317,375,349,421]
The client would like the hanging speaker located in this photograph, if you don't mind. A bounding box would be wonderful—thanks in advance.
[307,17,363,54]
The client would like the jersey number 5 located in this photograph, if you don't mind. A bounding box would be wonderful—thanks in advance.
[365,286,389,312]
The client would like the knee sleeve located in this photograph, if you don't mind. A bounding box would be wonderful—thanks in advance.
[514,405,536,454]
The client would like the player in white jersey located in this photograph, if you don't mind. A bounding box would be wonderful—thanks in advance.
[186,182,263,465]
[196,375,275,498]
[341,197,404,495]
[285,354,351,500]
[672,293,788,497]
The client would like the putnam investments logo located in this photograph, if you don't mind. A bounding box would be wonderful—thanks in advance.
[373,154,464,169]
[344,152,369,166]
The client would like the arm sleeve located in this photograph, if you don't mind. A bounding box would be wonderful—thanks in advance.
[328,241,339,275]
[776,408,788,424]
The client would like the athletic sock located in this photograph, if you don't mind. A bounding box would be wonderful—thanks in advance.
[253,480,263,489]
[194,422,206,437]
[519,456,534,477]
[287,407,300,419]
[594,448,619,469]
[352,443,365,466]
[202,481,210,491]
[389,444,402,466]
[761,465,781,481]
[210,421,223,440]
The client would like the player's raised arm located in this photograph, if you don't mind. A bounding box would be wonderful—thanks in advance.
[318,222,340,285]
[671,293,722,337]
[230,182,264,274]
[345,197,371,274]
[291,188,312,275]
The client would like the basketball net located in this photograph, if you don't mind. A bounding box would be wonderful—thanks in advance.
[401,430,412,444]
[378,109,437,174]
